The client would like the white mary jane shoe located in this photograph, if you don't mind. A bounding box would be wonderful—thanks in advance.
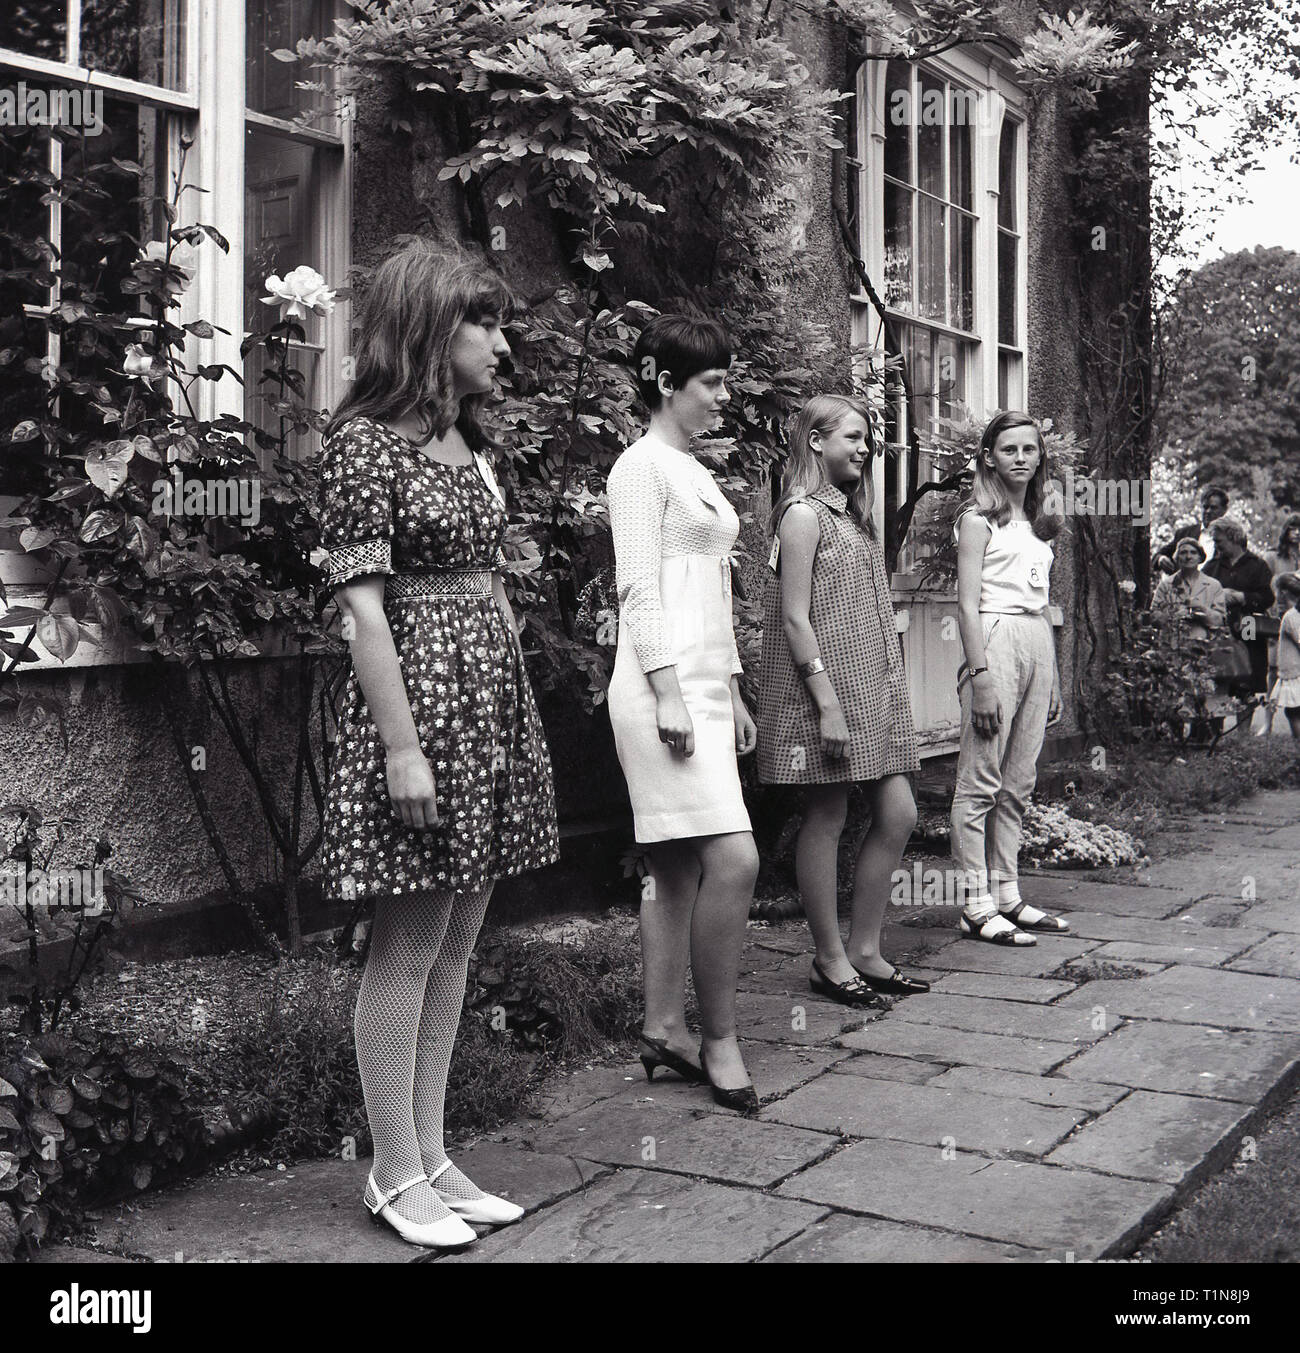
[364,1171,477,1249]
[428,1158,525,1226]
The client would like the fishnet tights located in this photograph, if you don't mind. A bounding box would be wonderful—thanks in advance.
[355,887,492,1225]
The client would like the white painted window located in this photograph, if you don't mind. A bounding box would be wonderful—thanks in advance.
[851,47,1028,559]
[0,1,350,667]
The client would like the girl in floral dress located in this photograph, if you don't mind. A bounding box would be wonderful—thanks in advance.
[319,240,558,1249]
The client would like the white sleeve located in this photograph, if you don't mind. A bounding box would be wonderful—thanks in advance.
[607,450,674,673]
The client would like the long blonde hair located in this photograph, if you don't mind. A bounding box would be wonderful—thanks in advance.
[773,394,877,540]
[954,410,1061,542]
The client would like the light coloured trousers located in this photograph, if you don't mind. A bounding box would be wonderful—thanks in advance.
[950,612,1055,898]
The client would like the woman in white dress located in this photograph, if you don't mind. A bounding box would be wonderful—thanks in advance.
[605,314,760,1113]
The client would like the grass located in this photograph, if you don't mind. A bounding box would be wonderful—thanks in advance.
[1054,737,1300,849]
[1137,1082,1300,1263]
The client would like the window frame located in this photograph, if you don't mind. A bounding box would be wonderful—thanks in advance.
[851,42,1029,553]
[0,0,352,670]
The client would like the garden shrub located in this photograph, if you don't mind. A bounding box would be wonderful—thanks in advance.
[0,1030,210,1261]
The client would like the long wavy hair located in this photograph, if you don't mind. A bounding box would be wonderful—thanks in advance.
[325,238,512,448]
[1275,514,1300,560]
[954,410,1062,542]
[772,394,877,541]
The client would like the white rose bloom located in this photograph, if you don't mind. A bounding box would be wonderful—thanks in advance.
[123,343,156,379]
[262,265,337,320]
[137,239,197,293]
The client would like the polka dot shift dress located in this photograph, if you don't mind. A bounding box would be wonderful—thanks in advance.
[318,417,559,900]
[757,485,920,785]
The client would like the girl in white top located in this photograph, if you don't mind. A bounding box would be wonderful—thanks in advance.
[950,411,1070,945]
[606,314,761,1113]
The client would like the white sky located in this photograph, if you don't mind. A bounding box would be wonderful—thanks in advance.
[1158,66,1300,273]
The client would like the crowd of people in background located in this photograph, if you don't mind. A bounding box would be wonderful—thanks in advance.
[1152,487,1300,737]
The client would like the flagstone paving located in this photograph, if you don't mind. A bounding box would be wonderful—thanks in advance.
[54,790,1300,1264]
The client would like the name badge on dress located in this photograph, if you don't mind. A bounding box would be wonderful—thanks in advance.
[768,536,780,572]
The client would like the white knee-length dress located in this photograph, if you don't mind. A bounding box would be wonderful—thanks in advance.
[606,432,752,843]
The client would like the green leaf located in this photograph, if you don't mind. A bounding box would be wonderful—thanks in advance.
[10,421,38,442]
[19,527,57,552]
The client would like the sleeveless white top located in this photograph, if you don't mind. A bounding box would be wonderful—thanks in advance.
[955,513,1053,615]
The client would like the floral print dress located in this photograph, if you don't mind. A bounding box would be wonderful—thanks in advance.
[318,416,559,900]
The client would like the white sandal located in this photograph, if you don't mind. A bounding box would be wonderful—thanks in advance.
[959,909,1037,946]
[1001,899,1070,933]
[429,1157,525,1226]
[364,1170,477,1249]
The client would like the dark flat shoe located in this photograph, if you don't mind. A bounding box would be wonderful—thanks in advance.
[1002,900,1071,933]
[810,959,885,1008]
[637,1034,707,1084]
[699,1047,759,1115]
[850,964,931,995]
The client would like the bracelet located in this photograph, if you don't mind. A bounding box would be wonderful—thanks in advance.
[967,665,989,679]
[797,656,827,681]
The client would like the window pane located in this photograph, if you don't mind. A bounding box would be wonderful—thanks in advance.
[883,179,912,309]
[61,98,169,314]
[949,110,971,210]
[949,211,973,331]
[244,130,326,337]
[934,334,966,426]
[883,61,911,185]
[908,325,933,434]
[998,350,1022,410]
[916,195,944,322]
[0,2,66,61]
[916,73,944,198]
[998,229,1018,345]
[247,0,332,120]
[0,98,53,307]
[998,119,1017,230]
[81,0,187,89]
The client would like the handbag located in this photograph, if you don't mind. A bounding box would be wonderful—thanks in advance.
[1210,635,1253,681]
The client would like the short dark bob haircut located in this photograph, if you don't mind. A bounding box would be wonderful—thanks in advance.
[632,313,733,410]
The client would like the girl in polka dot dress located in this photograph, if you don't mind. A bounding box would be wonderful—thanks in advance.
[319,241,558,1249]
[757,394,926,1006]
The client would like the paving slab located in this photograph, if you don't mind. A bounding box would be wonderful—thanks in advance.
[1138,853,1300,903]
[525,1063,645,1124]
[1013,876,1188,918]
[1235,898,1300,935]
[926,1066,1128,1113]
[923,971,1077,1003]
[1046,1090,1251,1185]
[914,935,1099,977]
[1084,939,1251,969]
[887,991,1120,1044]
[1056,1019,1300,1102]
[737,952,811,995]
[738,1041,853,1097]
[1055,963,1300,1032]
[776,1138,1173,1258]
[736,989,885,1046]
[762,1212,1046,1263]
[763,1070,1086,1157]
[525,1094,835,1188]
[1175,898,1260,928]
[830,1051,948,1085]
[1227,933,1300,979]
[1256,824,1300,851]
[1059,910,1272,952]
[443,1169,830,1263]
[838,1021,1079,1074]
[95,1155,597,1263]
[1216,790,1300,826]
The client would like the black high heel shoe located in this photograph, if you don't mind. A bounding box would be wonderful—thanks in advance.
[699,1046,760,1115]
[850,963,931,995]
[637,1034,707,1084]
